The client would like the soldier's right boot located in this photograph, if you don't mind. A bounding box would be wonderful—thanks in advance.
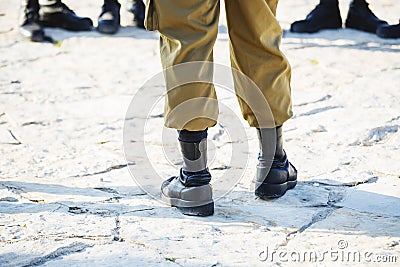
[161,130,214,217]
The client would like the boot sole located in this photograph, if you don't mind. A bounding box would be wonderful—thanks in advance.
[177,202,214,217]
[345,22,375,33]
[291,24,341,33]
[255,179,297,199]
[40,21,92,31]
[161,194,214,216]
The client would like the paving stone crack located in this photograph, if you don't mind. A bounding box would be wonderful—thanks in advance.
[283,207,339,246]
[387,115,400,123]
[93,187,120,194]
[306,176,378,187]
[286,43,400,53]
[0,182,25,195]
[372,170,399,177]
[111,213,123,242]
[295,94,332,107]
[295,105,343,117]
[339,207,400,219]
[121,208,155,214]
[279,187,346,247]
[6,129,22,145]
[68,163,135,178]
[1,234,112,245]
[23,242,92,266]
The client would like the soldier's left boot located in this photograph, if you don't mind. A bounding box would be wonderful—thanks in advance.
[255,126,297,199]
[345,0,387,33]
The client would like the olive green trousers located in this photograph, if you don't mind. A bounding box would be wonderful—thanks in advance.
[145,0,293,131]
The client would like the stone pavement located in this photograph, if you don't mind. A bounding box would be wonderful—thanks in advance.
[0,0,399,266]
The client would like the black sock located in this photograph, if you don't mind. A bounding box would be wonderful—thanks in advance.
[178,129,208,143]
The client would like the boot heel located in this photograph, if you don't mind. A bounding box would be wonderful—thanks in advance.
[255,182,288,199]
[177,202,214,217]
[287,180,297,190]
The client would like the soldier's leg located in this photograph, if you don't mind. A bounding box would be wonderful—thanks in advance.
[145,0,220,216]
[149,0,220,131]
[225,0,297,198]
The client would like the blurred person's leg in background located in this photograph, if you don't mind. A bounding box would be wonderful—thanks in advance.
[97,0,145,34]
[19,0,44,42]
[19,0,92,42]
[98,0,121,34]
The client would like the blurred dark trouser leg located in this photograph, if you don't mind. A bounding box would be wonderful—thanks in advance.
[19,0,45,42]
[98,0,121,34]
[130,0,145,29]
[38,0,93,31]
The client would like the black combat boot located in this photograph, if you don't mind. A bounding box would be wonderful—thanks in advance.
[255,126,297,199]
[129,0,145,29]
[39,0,93,31]
[345,0,387,33]
[290,0,342,33]
[161,130,214,216]
[19,0,45,42]
[98,0,121,34]
[377,21,400,39]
